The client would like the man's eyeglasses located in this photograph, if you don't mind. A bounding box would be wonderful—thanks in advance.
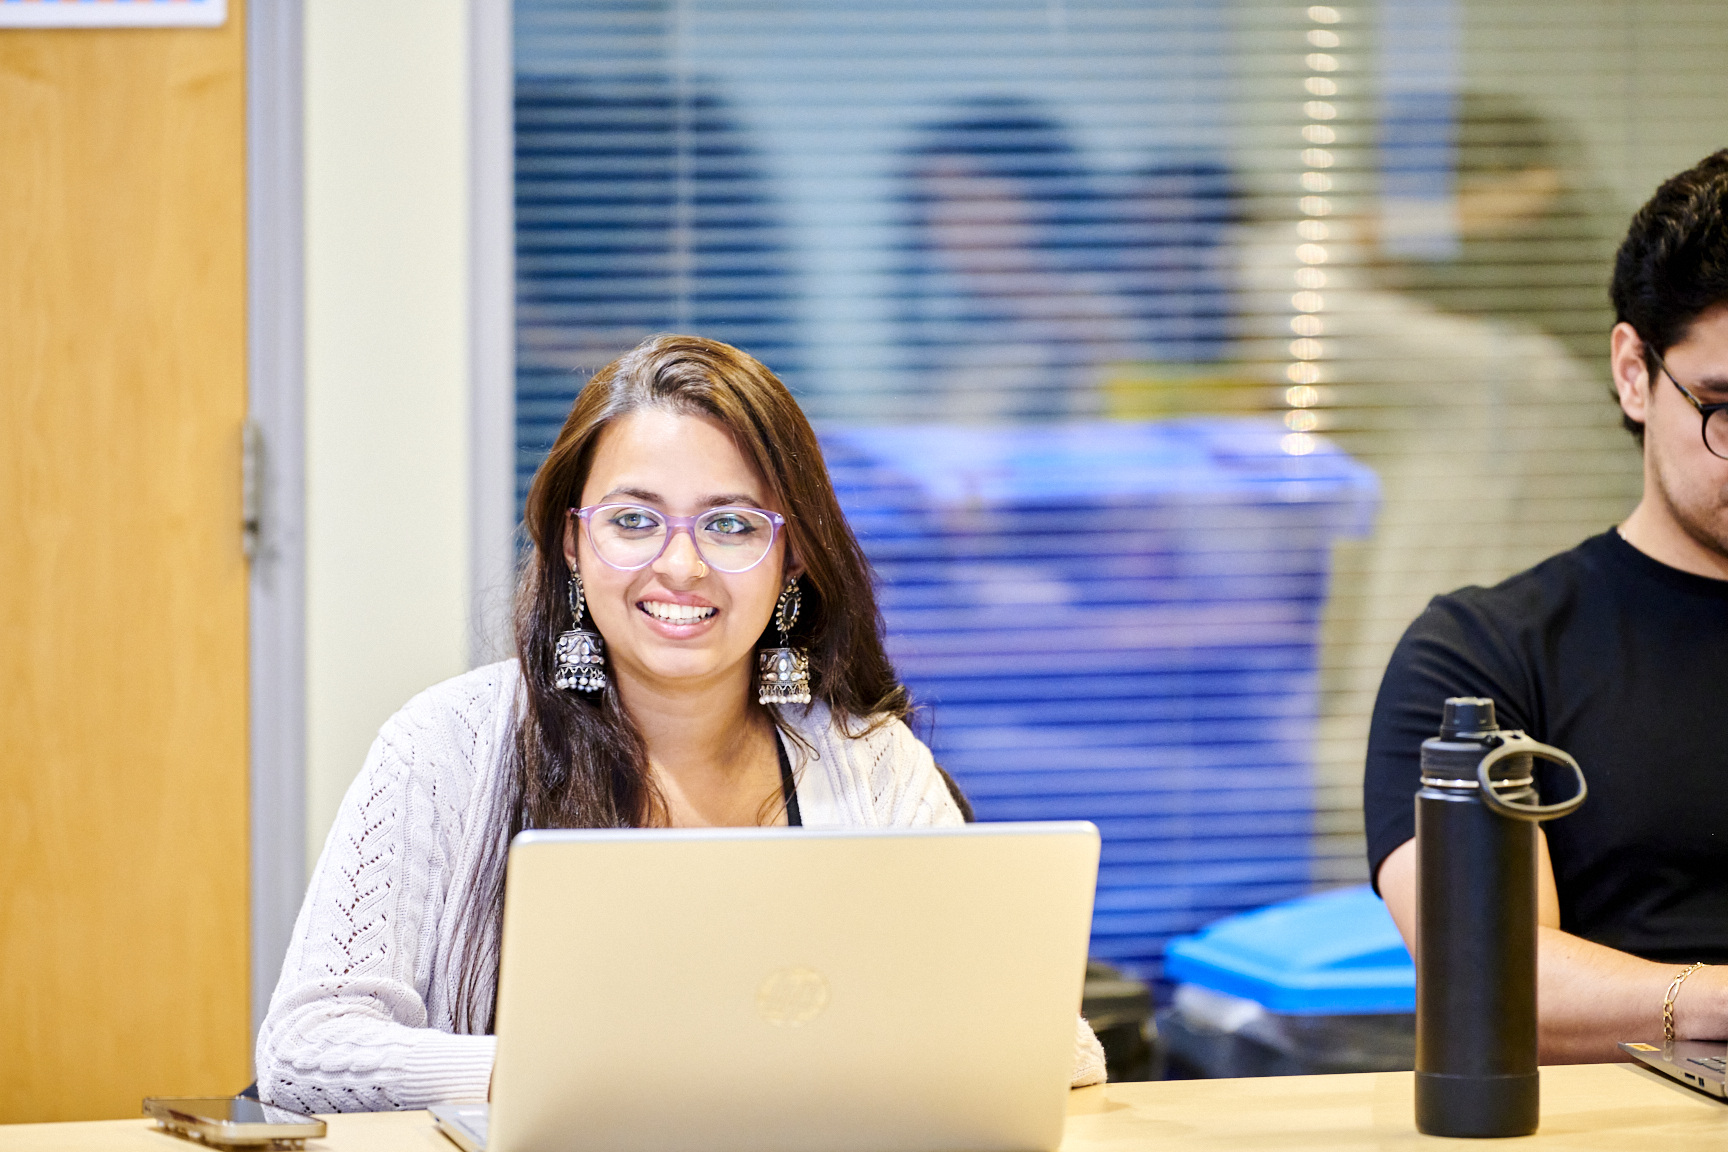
[572,503,785,573]
[1651,348,1728,460]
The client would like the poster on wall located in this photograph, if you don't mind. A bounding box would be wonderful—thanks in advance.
[0,0,225,27]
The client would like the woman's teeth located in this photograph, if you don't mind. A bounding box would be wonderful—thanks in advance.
[640,601,717,624]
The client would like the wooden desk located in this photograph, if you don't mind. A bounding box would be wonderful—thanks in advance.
[4,1064,1726,1151]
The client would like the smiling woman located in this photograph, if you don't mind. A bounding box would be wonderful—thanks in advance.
[566,411,797,703]
[254,334,1107,1111]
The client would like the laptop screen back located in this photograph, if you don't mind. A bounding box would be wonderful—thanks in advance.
[488,823,1100,1152]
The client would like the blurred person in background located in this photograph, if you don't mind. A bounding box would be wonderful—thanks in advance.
[1333,91,1638,626]
[1375,92,1621,369]
[1288,94,1643,814]
[1116,158,1241,366]
[896,97,1144,421]
[1102,157,1260,418]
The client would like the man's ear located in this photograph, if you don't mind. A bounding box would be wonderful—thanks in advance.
[1610,321,1652,428]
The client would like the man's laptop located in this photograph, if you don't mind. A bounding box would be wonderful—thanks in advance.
[432,822,1100,1152]
[1620,1040,1728,1098]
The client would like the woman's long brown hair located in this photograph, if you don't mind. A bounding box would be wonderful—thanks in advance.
[452,335,909,1032]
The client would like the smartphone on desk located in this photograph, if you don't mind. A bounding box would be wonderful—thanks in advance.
[143,1096,326,1148]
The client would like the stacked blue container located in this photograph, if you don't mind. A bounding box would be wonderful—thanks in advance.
[821,418,1377,983]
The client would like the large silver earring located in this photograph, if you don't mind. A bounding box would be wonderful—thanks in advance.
[555,570,607,693]
[758,575,811,706]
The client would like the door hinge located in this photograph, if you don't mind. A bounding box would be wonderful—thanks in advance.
[243,420,263,559]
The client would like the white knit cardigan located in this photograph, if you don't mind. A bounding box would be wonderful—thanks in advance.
[256,662,1107,1112]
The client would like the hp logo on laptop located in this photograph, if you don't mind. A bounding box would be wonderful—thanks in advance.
[756,966,830,1026]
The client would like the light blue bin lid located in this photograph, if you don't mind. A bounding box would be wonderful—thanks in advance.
[1164,885,1414,1014]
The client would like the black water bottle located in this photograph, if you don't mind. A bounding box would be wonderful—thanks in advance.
[1414,697,1587,1138]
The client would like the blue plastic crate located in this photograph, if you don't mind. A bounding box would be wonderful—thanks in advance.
[1164,885,1415,1014]
[823,419,1377,981]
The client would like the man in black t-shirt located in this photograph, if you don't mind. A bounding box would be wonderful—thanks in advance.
[1364,152,1728,1063]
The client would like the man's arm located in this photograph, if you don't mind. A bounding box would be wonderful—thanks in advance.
[1378,833,1728,1064]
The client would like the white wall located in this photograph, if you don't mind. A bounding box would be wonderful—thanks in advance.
[304,0,473,866]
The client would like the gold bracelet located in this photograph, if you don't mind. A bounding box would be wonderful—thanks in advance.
[1664,962,1707,1043]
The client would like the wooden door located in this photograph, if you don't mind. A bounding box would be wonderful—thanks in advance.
[0,7,251,1123]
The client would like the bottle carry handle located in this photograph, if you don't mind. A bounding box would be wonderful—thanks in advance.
[1476,733,1588,822]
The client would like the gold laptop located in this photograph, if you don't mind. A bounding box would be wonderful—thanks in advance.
[435,822,1100,1152]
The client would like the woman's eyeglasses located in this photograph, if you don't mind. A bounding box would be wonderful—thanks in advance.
[572,503,785,573]
[1651,348,1728,461]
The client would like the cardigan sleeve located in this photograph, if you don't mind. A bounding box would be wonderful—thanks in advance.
[867,718,968,826]
[254,693,497,1112]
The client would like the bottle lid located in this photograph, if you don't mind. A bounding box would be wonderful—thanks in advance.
[1439,697,1497,739]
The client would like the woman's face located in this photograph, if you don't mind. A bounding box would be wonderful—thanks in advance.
[565,407,795,697]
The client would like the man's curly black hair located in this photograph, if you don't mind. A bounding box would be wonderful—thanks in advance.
[1610,150,1728,444]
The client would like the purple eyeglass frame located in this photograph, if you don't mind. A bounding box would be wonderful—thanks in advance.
[571,503,786,573]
